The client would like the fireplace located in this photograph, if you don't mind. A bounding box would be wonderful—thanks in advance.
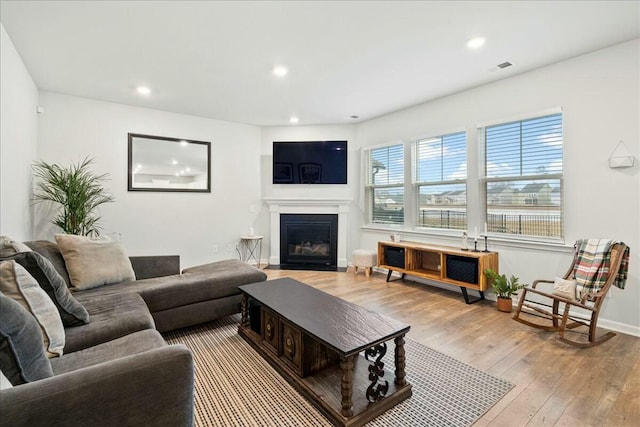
[265,198,351,268]
[280,214,338,270]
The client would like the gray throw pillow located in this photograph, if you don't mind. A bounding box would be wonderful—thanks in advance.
[0,292,54,385]
[24,240,72,287]
[0,261,65,357]
[4,252,90,327]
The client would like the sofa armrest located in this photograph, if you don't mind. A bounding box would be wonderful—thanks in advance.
[130,255,180,279]
[0,345,194,427]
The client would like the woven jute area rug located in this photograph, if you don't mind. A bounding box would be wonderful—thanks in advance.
[164,315,513,426]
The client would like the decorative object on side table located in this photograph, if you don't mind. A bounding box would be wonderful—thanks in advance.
[472,226,480,252]
[461,231,469,251]
[32,157,114,236]
[484,268,526,313]
[482,222,490,252]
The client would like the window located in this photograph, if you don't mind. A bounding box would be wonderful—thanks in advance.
[415,132,467,230]
[484,113,563,239]
[366,144,404,224]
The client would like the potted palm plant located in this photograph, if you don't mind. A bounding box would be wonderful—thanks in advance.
[484,269,525,312]
[32,157,114,236]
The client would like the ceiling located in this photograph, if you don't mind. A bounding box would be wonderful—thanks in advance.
[1,1,638,127]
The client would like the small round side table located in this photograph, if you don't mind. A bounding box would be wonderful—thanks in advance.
[238,235,263,267]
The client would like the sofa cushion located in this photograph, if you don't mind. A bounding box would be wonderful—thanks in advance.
[55,234,135,290]
[4,252,90,327]
[25,240,72,287]
[130,255,180,280]
[0,261,65,357]
[50,329,166,375]
[0,292,54,385]
[64,293,155,353]
[82,259,267,313]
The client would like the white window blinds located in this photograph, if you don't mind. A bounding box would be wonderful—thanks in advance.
[415,132,467,229]
[366,144,404,224]
[484,113,563,239]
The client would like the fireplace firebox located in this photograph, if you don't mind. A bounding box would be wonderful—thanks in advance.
[279,214,338,270]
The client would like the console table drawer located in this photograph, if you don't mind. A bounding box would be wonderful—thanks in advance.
[261,308,279,354]
[280,320,303,375]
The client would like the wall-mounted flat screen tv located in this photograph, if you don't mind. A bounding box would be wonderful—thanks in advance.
[273,141,347,184]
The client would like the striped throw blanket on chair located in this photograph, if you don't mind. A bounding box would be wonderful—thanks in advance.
[573,239,630,298]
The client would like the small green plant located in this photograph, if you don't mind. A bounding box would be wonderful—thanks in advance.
[32,157,114,236]
[484,269,525,298]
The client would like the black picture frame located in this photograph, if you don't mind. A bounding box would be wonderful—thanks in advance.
[274,162,294,183]
[128,133,211,193]
[299,163,322,184]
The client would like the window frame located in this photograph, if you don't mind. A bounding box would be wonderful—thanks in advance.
[481,112,564,242]
[413,131,468,231]
[364,142,406,226]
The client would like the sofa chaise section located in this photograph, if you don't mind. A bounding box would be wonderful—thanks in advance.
[25,240,268,332]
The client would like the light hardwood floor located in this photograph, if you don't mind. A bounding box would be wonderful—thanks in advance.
[262,268,640,426]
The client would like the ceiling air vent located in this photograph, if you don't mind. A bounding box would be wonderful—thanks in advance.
[497,61,512,69]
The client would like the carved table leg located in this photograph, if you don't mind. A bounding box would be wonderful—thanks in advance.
[240,294,249,328]
[394,334,406,386]
[340,355,354,417]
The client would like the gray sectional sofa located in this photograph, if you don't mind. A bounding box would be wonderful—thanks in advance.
[0,239,268,427]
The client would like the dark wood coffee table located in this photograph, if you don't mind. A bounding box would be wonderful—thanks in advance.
[238,278,412,427]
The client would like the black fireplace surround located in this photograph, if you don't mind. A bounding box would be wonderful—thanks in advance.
[279,214,338,271]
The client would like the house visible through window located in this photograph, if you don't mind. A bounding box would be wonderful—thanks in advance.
[415,131,467,230]
[484,113,563,239]
[366,144,404,224]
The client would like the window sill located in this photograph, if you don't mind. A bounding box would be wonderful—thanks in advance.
[360,225,573,254]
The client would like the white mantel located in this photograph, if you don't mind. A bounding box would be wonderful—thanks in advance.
[265,198,351,267]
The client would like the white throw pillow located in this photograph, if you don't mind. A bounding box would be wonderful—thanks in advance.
[55,234,136,290]
[0,261,65,357]
[552,277,578,301]
[0,370,13,390]
[0,235,32,257]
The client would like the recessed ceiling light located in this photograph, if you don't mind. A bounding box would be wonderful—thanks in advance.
[171,159,178,165]
[467,37,486,49]
[180,140,188,147]
[136,85,152,95]
[289,116,299,124]
[273,65,289,77]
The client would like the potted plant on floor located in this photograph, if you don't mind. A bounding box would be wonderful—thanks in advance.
[484,269,525,313]
[32,157,114,236]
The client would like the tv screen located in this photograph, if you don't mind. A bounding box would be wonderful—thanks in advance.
[273,141,347,184]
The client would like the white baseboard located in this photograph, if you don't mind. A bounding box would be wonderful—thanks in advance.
[373,268,640,337]
[588,318,640,337]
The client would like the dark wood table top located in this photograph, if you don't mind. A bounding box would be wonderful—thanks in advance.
[239,278,410,357]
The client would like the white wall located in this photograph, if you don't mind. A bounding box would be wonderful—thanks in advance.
[0,24,38,240]
[36,92,263,269]
[357,40,640,334]
[259,125,361,263]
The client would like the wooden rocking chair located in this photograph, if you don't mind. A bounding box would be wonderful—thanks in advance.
[513,241,629,347]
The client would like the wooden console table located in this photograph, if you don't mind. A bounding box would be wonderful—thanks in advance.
[378,241,499,304]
